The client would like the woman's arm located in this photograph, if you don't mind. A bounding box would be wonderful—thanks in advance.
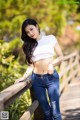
[50,43,64,66]
[47,43,63,74]
[23,64,33,78]
[15,64,33,83]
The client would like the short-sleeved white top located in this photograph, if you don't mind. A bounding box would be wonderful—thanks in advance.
[32,35,58,62]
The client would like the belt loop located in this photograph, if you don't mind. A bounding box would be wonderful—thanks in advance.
[41,75,43,79]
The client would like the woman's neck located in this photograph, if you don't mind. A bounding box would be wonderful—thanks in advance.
[36,34,42,41]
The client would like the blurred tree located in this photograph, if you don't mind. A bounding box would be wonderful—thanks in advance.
[0,0,79,40]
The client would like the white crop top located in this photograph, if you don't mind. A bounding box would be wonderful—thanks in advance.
[32,35,58,62]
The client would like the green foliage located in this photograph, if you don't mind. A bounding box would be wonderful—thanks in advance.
[0,39,31,120]
[8,38,22,51]
[0,39,25,91]
[75,38,80,50]
[6,90,31,120]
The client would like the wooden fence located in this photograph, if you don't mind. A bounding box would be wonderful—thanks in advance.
[0,51,80,120]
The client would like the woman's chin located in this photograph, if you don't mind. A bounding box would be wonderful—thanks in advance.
[32,36,37,39]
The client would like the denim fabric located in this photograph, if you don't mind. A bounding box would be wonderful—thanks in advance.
[31,69,62,120]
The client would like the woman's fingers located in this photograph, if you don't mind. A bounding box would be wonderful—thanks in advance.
[47,64,54,74]
[14,77,26,84]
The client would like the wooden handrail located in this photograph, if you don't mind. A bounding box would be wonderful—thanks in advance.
[0,51,80,120]
[20,100,39,120]
[63,51,78,60]
[59,51,79,94]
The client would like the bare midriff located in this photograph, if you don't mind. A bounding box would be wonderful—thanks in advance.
[33,57,53,74]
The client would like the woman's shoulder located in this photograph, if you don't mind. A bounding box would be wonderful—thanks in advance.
[44,34,56,38]
[43,35,56,40]
[46,34,58,45]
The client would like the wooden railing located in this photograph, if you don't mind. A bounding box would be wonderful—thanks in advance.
[0,51,80,120]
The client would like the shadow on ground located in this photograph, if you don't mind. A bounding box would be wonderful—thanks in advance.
[62,108,80,120]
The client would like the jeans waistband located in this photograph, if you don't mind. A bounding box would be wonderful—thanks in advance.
[32,69,56,77]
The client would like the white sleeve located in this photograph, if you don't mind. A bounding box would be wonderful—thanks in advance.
[50,35,58,47]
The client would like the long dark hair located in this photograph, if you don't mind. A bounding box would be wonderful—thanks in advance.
[21,18,39,65]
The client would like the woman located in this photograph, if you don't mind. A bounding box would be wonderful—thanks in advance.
[20,18,63,120]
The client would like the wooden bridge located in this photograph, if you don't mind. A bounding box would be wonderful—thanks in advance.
[0,51,80,120]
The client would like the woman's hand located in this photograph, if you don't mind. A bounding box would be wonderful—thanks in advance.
[14,77,26,84]
[47,63,54,74]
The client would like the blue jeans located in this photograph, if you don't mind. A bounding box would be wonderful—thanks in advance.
[31,69,62,120]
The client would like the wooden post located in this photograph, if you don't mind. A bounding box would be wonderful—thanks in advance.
[69,57,75,83]
[20,100,39,120]
[77,52,80,76]
[30,87,44,120]
[0,103,4,111]
[62,61,69,92]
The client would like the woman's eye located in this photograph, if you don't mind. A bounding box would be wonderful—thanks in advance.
[26,28,33,34]
[30,28,33,31]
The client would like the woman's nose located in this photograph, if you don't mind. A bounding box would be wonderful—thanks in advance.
[29,31,33,35]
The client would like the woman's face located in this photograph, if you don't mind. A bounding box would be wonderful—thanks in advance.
[25,24,39,39]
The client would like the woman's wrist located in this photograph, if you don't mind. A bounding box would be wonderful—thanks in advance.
[49,63,55,70]
[49,63,53,65]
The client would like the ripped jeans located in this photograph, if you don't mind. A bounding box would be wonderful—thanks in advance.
[31,69,62,120]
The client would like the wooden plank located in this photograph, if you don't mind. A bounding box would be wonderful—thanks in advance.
[62,109,80,120]
[61,82,80,100]
[60,98,80,110]
[59,60,78,78]
[0,81,32,110]
[63,51,78,61]
[20,100,39,120]
[60,68,79,95]
[60,91,80,101]
[0,82,29,102]
[61,76,80,120]
[63,117,80,120]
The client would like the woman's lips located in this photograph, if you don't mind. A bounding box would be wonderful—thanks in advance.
[31,35,35,38]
